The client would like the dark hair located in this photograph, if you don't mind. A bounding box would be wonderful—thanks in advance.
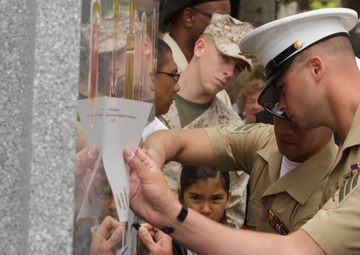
[179,165,230,224]
[157,38,173,71]
[180,166,230,192]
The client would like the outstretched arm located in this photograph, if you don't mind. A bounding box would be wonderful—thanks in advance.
[124,147,325,255]
[142,128,214,169]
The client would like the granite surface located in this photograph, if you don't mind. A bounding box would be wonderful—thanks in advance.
[0,0,81,254]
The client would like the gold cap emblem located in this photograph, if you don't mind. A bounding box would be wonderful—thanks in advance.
[294,41,303,50]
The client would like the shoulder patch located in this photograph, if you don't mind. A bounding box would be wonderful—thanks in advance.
[233,123,262,132]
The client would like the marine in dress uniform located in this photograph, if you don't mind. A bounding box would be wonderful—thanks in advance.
[240,8,360,253]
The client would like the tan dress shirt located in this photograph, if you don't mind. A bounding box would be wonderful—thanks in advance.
[302,105,360,254]
[206,123,338,233]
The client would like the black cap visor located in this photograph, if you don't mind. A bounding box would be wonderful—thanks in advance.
[258,56,295,120]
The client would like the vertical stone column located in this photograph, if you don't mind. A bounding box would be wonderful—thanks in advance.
[0,0,81,254]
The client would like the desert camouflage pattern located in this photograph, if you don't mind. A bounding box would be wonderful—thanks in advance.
[203,13,254,71]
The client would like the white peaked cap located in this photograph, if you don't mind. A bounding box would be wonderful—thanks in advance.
[238,8,358,117]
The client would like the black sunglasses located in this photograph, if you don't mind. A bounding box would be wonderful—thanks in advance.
[150,71,181,83]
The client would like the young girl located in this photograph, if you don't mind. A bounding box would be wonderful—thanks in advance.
[137,166,231,255]
[179,165,231,225]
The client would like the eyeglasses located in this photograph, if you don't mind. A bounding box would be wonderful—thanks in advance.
[189,7,212,19]
[150,71,181,83]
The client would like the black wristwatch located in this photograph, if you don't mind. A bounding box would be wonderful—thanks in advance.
[160,205,189,234]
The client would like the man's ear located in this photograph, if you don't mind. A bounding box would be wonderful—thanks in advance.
[193,38,206,57]
[309,56,324,82]
[182,7,195,28]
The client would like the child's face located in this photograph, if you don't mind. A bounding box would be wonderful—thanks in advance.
[180,178,230,223]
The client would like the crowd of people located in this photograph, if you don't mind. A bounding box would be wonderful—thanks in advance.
[75,1,360,254]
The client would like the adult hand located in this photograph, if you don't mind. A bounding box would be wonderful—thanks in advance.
[123,147,181,228]
[138,224,173,255]
[89,216,124,255]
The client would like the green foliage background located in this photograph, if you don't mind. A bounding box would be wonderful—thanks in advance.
[277,0,341,10]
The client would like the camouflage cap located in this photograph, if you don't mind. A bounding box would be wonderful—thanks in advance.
[203,13,253,71]
[81,10,141,54]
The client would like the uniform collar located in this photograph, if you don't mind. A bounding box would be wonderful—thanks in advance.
[260,136,338,205]
[258,142,282,183]
[340,104,360,149]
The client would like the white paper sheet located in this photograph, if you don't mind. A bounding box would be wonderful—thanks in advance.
[78,97,152,220]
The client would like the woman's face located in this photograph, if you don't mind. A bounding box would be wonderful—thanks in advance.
[180,177,230,223]
[155,51,180,116]
[244,90,264,124]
